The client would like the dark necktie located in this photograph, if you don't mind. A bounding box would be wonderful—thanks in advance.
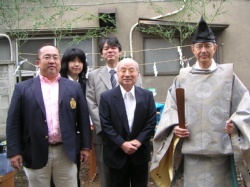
[109,69,117,88]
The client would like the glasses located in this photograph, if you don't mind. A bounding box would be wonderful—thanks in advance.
[118,68,138,74]
[38,55,60,61]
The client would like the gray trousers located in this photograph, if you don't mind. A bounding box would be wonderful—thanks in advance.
[94,144,111,187]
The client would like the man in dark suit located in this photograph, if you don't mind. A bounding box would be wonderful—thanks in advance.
[99,58,156,187]
[86,37,142,187]
[6,44,91,187]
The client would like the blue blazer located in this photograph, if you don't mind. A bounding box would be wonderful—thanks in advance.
[99,86,156,169]
[6,76,91,169]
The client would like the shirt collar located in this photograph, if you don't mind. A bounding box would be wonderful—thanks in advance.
[107,65,117,73]
[194,59,217,71]
[120,86,135,99]
[67,74,79,82]
[39,74,60,83]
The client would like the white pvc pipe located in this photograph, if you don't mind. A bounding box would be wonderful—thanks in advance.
[0,33,13,61]
[129,1,186,58]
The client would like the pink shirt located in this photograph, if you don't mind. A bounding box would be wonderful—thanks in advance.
[40,75,62,143]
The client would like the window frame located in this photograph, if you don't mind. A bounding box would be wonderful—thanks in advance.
[143,36,182,76]
[142,33,221,76]
[15,36,94,79]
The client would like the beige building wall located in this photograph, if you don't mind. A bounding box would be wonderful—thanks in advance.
[109,0,250,102]
[0,0,250,104]
[221,1,250,92]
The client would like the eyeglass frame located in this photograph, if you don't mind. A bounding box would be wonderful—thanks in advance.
[37,55,60,61]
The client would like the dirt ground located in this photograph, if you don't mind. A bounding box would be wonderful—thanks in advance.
[14,162,158,187]
[13,160,246,187]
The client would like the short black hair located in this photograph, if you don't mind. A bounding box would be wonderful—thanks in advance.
[98,37,122,54]
[60,48,88,80]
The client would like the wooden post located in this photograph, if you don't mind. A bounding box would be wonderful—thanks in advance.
[0,170,15,187]
[89,125,97,182]
[176,88,185,129]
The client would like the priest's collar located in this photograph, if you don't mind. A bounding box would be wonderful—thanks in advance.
[191,59,218,74]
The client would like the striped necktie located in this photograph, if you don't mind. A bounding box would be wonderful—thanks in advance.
[109,69,117,88]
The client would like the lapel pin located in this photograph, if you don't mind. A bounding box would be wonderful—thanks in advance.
[70,98,76,109]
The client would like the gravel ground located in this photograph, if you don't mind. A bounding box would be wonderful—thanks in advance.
[14,163,158,187]
[13,163,246,187]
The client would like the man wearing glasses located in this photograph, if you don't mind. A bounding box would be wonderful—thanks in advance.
[99,58,156,187]
[86,37,142,187]
[6,44,91,187]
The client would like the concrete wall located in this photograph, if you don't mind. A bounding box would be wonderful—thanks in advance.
[120,0,250,102]
[75,0,250,103]
[0,0,250,117]
[0,61,16,140]
[106,0,250,102]
[221,1,250,91]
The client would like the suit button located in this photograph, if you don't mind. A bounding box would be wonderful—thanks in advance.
[45,136,48,139]
[44,120,46,123]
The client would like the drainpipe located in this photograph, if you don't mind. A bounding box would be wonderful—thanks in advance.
[0,33,13,61]
[129,1,186,58]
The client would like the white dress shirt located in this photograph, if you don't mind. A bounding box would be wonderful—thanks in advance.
[120,86,136,132]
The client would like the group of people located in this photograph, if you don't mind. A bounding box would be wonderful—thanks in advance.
[6,16,250,187]
[6,36,156,187]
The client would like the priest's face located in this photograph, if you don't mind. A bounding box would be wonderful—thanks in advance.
[191,42,217,68]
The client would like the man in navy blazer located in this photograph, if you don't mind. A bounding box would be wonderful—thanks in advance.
[99,58,156,187]
[6,44,91,187]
